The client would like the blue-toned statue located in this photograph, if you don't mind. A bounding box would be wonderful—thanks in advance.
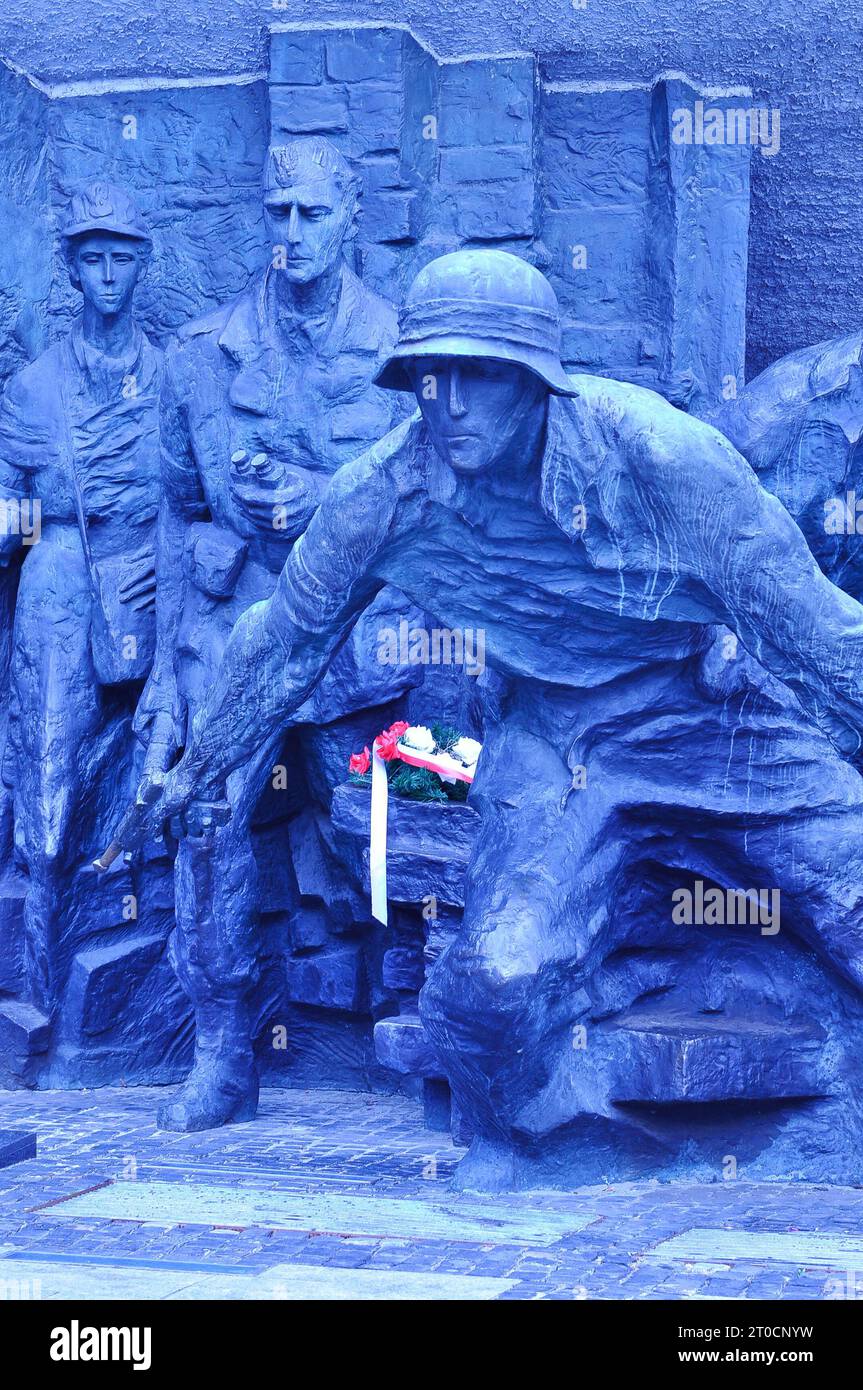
[709,331,863,600]
[0,182,160,1016]
[145,249,863,1188]
[135,138,412,1131]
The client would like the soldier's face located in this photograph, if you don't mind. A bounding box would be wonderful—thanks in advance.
[409,358,548,475]
[70,233,146,316]
[265,176,354,284]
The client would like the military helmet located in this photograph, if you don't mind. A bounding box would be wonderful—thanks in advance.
[375,249,575,396]
[60,181,152,246]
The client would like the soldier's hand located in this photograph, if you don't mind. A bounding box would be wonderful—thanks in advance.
[152,759,232,841]
[230,468,318,538]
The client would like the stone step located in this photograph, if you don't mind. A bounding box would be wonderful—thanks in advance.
[374,1013,442,1078]
[604,1010,825,1104]
[0,1128,36,1168]
[0,999,51,1087]
[331,784,478,908]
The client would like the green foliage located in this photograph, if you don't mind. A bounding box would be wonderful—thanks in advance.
[388,762,449,802]
[430,721,460,752]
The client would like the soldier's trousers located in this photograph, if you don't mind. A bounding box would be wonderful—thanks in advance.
[169,732,282,1036]
[420,657,863,1147]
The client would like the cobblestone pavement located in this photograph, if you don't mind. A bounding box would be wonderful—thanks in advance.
[1,1086,862,1300]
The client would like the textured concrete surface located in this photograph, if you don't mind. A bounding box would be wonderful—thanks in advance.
[1,1,859,379]
[1,1085,863,1300]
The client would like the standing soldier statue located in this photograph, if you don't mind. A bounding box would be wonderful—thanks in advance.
[0,182,160,1018]
[134,138,414,1132]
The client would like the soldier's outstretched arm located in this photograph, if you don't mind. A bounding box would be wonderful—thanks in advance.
[156,418,416,824]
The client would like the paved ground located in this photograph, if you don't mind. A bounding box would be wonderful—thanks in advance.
[1,1085,862,1300]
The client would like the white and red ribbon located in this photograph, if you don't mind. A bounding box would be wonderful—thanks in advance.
[368,737,478,926]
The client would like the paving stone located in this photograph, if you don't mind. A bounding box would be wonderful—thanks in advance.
[1,1086,863,1299]
[0,1129,35,1168]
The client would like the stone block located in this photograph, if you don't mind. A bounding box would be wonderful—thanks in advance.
[64,934,166,1037]
[363,188,417,243]
[542,207,646,325]
[325,29,404,84]
[285,944,366,1013]
[288,805,368,922]
[382,945,424,992]
[270,84,349,136]
[361,155,408,192]
[346,80,403,156]
[604,1011,826,1103]
[0,869,26,993]
[330,784,478,909]
[560,322,645,374]
[541,86,651,208]
[284,903,331,953]
[374,1013,442,1077]
[49,936,192,1087]
[439,143,533,185]
[0,999,50,1087]
[455,181,535,241]
[270,30,325,86]
[439,58,535,147]
[0,1129,36,1168]
[255,821,297,913]
[423,1077,452,1131]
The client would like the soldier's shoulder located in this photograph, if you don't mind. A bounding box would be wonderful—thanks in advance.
[341,267,398,348]
[1,340,67,411]
[564,371,747,483]
[565,371,691,443]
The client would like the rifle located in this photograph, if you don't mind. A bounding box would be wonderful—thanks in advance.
[93,708,177,872]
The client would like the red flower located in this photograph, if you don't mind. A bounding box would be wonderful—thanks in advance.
[375,730,400,761]
[375,720,410,761]
[349,746,370,776]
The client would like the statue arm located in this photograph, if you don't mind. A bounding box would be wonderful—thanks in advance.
[133,348,206,751]
[679,428,863,749]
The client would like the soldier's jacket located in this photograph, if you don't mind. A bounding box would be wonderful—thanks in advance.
[0,326,161,551]
[159,261,418,720]
[263,378,863,762]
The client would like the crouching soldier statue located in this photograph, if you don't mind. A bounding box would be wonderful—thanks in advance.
[134,138,414,1131]
[141,249,863,1188]
[0,182,159,1018]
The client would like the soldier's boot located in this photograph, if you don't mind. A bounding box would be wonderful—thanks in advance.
[158,815,260,1132]
[157,994,259,1132]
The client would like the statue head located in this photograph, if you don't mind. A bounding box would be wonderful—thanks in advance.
[263,139,360,286]
[375,249,575,475]
[61,182,152,319]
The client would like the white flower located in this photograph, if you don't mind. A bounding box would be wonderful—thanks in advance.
[402,724,436,754]
[452,736,482,768]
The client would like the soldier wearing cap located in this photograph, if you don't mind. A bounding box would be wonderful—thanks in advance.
[0,181,160,1016]
[135,136,416,1132]
[147,247,863,1186]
